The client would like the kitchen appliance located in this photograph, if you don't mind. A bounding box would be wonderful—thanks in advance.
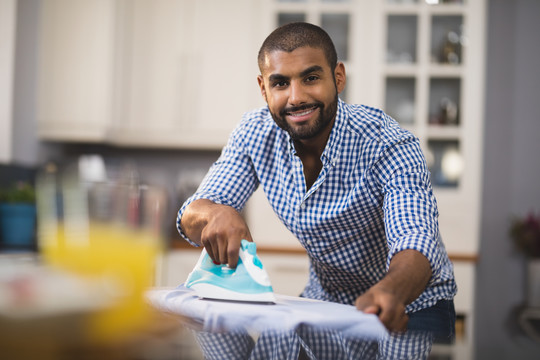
[185,239,276,303]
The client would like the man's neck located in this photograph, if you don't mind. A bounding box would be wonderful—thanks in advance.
[293,116,335,189]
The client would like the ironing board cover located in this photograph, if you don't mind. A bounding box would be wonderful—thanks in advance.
[146,285,388,341]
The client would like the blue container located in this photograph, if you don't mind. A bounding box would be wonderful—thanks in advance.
[0,203,37,246]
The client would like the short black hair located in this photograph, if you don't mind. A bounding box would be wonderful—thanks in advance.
[257,22,338,73]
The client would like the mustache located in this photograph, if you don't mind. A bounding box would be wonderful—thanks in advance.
[280,102,323,117]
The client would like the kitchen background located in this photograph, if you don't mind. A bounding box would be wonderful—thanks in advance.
[1,0,540,359]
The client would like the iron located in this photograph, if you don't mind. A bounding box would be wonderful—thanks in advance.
[185,239,276,303]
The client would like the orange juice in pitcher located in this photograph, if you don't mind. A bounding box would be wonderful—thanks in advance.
[37,167,166,341]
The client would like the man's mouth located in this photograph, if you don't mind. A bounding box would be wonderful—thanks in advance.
[283,104,320,120]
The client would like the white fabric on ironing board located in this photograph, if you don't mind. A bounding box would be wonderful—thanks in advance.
[146,285,387,340]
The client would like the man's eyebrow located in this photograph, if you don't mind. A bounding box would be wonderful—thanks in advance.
[300,65,324,78]
[268,73,289,83]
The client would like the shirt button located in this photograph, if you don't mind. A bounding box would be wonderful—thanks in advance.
[300,203,306,210]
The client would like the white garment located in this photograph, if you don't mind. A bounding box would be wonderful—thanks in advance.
[146,285,387,341]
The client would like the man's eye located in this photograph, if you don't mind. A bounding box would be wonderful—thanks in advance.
[273,81,288,88]
[306,75,319,82]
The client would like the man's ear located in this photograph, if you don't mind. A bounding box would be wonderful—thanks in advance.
[334,62,346,94]
[257,75,267,101]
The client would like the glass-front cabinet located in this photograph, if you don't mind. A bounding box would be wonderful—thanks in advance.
[265,0,486,255]
[383,2,467,189]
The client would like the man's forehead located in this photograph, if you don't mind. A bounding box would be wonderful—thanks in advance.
[260,47,329,76]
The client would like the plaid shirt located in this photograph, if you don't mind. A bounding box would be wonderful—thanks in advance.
[177,99,456,313]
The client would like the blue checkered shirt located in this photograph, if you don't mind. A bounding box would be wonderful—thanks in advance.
[177,99,456,314]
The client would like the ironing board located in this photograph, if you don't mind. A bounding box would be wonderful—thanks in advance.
[146,285,387,340]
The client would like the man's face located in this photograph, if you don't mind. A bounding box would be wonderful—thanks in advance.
[257,47,346,141]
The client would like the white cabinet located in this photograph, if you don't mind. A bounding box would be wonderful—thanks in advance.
[37,0,116,142]
[109,0,263,148]
[450,261,475,360]
[156,249,199,288]
[37,0,263,149]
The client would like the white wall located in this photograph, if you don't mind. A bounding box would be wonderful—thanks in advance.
[477,0,540,358]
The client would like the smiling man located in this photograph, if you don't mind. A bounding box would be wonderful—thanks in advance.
[178,22,456,359]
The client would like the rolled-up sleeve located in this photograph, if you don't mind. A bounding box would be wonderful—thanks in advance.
[176,119,259,246]
[373,136,444,284]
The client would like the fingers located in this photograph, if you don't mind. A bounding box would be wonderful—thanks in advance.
[378,304,408,332]
[202,239,216,263]
[201,235,227,264]
[361,305,381,315]
[219,243,229,266]
[201,234,242,267]
[355,296,376,313]
[355,291,408,333]
[197,204,252,267]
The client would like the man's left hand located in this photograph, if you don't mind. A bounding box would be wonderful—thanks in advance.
[355,284,408,332]
[354,249,432,332]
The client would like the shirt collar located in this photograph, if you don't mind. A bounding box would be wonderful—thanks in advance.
[285,98,348,165]
[321,98,347,168]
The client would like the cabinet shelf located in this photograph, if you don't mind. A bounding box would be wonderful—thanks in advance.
[426,125,461,139]
[428,64,463,76]
[385,2,465,13]
[383,64,462,77]
[384,64,419,76]
[426,5,466,15]
[384,5,419,14]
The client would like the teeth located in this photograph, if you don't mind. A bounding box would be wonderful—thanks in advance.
[289,108,315,117]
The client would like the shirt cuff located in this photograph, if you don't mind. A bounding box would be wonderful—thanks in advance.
[387,234,444,286]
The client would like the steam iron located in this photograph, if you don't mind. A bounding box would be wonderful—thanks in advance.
[185,239,276,303]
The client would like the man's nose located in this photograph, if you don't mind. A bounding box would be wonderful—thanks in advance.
[288,81,307,106]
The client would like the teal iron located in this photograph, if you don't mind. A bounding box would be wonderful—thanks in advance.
[185,239,276,303]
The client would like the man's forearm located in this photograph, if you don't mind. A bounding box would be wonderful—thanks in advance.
[377,249,432,305]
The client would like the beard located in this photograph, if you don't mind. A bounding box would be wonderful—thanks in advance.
[269,92,339,141]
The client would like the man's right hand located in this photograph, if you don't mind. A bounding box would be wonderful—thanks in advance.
[180,199,252,268]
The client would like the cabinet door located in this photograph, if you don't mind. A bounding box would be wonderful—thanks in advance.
[37,0,116,141]
[37,0,264,149]
[110,0,194,147]
[111,0,263,149]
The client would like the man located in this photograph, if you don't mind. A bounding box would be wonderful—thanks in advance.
[177,22,456,358]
